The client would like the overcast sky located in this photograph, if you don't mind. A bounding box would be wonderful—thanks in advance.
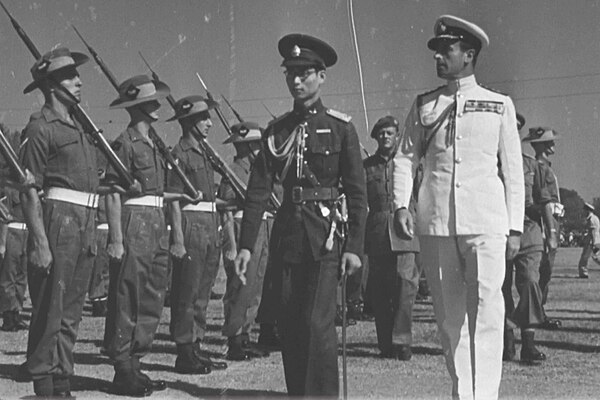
[0,0,599,201]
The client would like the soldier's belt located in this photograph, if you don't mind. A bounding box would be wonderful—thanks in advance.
[46,187,99,209]
[181,202,216,213]
[7,222,27,230]
[96,223,109,230]
[291,186,339,204]
[233,210,274,220]
[124,195,164,208]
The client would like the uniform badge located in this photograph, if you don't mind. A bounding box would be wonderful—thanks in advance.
[463,100,504,114]
[125,84,140,99]
[291,45,301,57]
[439,22,447,33]
[316,129,331,134]
[180,100,193,114]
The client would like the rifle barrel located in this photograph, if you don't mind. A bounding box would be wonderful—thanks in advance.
[0,127,26,183]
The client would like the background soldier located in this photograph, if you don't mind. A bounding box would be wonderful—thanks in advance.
[166,95,227,374]
[578,202,600,278]
[219,121,278,360]
[364,116,420,361]
[103,75,188,396]
[234,33,367,397]
[502,117,555,364]
[393,16,524,399]
[20,48,99,398]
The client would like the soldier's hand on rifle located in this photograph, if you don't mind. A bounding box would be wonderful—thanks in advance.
[107,241,125,261]
[394,207,414,239]
[234,248,251,285]
[546,230,558,251]
[170,242,187,260]
[30,238,53,274]
[506,231,521,261]
[181,191,203,204]
[340,252,362,276]
[6,169,36,191]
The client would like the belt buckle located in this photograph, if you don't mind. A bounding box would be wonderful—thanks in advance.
[292,186,303,204]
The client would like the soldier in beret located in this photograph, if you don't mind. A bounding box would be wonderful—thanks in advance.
[234,33,367,397]
[393,15,524,399]
[364,116,420,361]
[19,47,99,397]
[502,117,554,365]
[578,202,600,278]
[166,95,228,374]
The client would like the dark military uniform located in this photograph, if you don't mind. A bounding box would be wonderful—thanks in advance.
[167,136,220,346]
[0,188,28,329]
[220,156,280,339]
[104,126,169,365]
[239,99,367,396]
[20,104,99,385]
[364,152,420,353]
[502,154,549,330]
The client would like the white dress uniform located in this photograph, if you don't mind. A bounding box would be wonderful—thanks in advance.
[393,74,524,400]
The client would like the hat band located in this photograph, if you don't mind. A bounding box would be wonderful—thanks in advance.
[46,56,77,72]
[129,82,156,100]
[181,102,210,117]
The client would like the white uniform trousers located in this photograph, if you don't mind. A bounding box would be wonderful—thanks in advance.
[420,234,506,400]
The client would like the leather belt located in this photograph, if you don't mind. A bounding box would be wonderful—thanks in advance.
[181,202,216,213]
[96,223,109,230]
[124,195,164,208]
[291,186,339,204]
[46,187,99,209]
[233,210,274,220]
[7,222,27,230]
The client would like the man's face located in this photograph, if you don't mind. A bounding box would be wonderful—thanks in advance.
[192,111,212,138]
[533,140,556,157]
[376,126,399,152]
[52,66,82,104]
[138,100,161,121]
[433,41,472,80]
[284,66,325,102]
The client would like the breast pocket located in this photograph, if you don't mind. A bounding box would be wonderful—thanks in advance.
[132,151,158,190]
[308,132,342,178]
[50,135,79,162]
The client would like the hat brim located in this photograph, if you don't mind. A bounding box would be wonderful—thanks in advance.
[522,135,560,143]
[24,52,90,94]
[109,81,170,109]
[281,58,324,69]
[427,36,461,51]
[166,99,218,121]
[223,133,262,144]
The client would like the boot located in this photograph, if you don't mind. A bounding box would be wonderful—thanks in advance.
[53,376,73,398]
[175,343,211,374]
[335,306,356,327]
[226,335,250,361]
[1,310,16,331]
[193,341,228,370]
[503,328,516,361]
[111,360,153,397]
[520,329,546,365]
[91,298,108,317]
[15,361,31,382]
[132,356,167,391]
[241,333,270,358]
[258,323,281,350]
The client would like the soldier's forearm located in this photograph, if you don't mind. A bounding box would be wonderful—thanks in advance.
[106,192,123,243]
[20,187,48,246]
[169,200,185,245]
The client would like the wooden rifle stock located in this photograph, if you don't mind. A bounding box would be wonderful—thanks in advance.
[0,2,136,189]
[0,127,26,183]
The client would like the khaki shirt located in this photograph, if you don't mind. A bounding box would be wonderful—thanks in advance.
[393,74,524,236]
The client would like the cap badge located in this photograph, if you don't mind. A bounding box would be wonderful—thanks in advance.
[239,127,249,137]
[181,100,193,113]
[439,22,447,33]
[291,45,301,57]
[125,85,140,99]
[37,60,50,73]
[535,128,545,138]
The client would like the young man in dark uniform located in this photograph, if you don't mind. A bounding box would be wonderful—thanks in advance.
[166,95,227,374]
[20,47,99,397]
[234,34,367,397]
[103,75,195,396]
[219,122,280,360]
[364,116,420,361]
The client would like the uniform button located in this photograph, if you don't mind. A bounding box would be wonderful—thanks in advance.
[457,112,463,118]
[304,160,308,164]
[304,133,308,138]
[456,182,461,188]
[455,157,462,164]
[457,135,463,140]
[304,147,308,151]
[325,150,330,155]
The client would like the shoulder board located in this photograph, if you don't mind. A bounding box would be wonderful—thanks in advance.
[479,83,507,96]
[417,85,445,107]
[326,109,352,123]
[267,111,292,127]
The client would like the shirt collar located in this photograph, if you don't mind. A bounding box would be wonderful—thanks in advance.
[179,135,201,153]
[293,98,325,116]
[447,74,477,94]
[40,104,77,128]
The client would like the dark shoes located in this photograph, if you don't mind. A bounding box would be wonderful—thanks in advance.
[193,341,228,370]
[33,376,74,398]
[90,298,108,317]
[503,329,516,361]
[335,307,357,327]
[258,324,282,350]
[242,336,270,358]
[226,335,250,361]
[539,318,562,330]
[175,343,212,374]
[579,273,589,279]
[131,357,167,391]
[520,346,547,365]
[379,345,412,361]
[347,301,374,321]
[1,310,28,331]
[15,361,31,382]
[111,360,153,397]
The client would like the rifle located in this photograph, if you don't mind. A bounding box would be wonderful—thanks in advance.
[221,95,244,123]
[262,102,277,120]
[72,26,199,199]
[0,127,26,183]
[195,73,233,136]
[0,1,136,190]
[0,197,12,224]
[138,53,248,203]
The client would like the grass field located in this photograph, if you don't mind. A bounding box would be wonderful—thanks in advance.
[0,247,599,399]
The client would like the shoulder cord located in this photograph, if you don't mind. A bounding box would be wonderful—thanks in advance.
[267,122,306,182]
[420,101,456,158]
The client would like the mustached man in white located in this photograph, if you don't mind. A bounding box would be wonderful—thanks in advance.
[392,15,524,400]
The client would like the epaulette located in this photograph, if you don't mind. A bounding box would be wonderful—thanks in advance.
[326,108,352,123]
[417,85,445,107]
[479,83,508,96]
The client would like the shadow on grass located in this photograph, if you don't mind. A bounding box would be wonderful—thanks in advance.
[536,339,600,353]
[552,309,600,315]
[167,380,285,397]
[73,352,110,366]
[340,342,443,358]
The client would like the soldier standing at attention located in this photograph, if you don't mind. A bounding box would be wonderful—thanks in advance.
[364,116,420,361]
[393,16,524,399]
[578,202,600,279]
[166,95,228,374]
[20,48,99,398]
[103,75,196,396]
[502,118,556,364]
[234,34,367,397]
[219,122,279,360]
